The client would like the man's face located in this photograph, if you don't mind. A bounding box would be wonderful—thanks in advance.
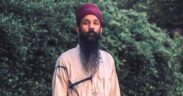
[77,14,102,74]
[77,14,102,34]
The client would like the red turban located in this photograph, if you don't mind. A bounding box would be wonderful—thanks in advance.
[76,3,103,26]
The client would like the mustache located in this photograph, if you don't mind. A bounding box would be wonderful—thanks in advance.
[78,29,101,41]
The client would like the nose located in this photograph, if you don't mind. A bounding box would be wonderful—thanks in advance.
[88,23,94,29]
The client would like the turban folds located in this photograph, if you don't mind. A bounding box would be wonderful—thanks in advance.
[76,3,103,26]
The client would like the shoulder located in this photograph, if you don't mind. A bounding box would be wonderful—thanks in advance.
[100,50,114,61]
[100,50,115,66]
[61,47,77,58]
[55,46,78,67]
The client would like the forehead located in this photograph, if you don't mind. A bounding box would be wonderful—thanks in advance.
[81,14,99,21]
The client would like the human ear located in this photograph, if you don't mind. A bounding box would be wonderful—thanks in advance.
[100,28,103,33]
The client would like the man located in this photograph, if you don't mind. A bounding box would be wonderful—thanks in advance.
[52,3,121,96]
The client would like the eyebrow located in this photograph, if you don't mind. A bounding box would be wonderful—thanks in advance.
[82,19,99,22]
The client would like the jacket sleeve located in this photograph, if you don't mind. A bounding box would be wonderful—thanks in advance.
[52,57,68,96]
[109,60,121,96]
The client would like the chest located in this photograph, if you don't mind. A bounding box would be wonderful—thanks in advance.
[67,59,112,96]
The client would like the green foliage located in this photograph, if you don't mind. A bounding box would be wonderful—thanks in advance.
[100,3,183,95]
[113,0,183,29]
[0,0,77,95]
[0,0,183,96]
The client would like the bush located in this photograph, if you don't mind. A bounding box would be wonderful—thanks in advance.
[0,0,77,95]
[101,5,183,95]
[0,0,183,96]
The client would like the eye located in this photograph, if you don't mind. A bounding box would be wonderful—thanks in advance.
[81,20,89,25]
[94,20,100,25]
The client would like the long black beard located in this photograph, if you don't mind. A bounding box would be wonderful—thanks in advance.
[78,29,101,75]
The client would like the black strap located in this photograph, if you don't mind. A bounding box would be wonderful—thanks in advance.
[68,75,92,89]
[56,66,92,90]
[56,65,69,79]
[56,65,67,70]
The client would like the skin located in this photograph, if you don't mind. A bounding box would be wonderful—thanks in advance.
[76,14,102,34]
